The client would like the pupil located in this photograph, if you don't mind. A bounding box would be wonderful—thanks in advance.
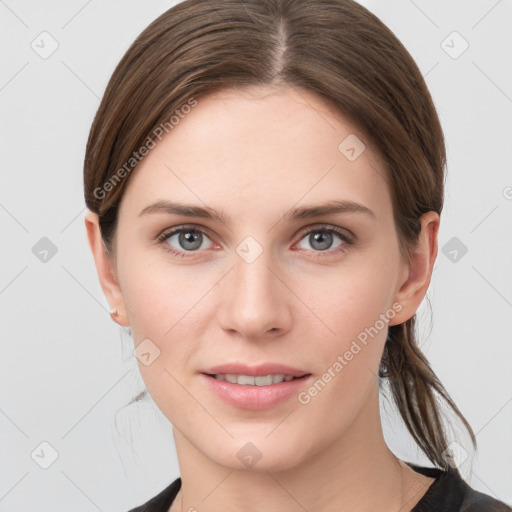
[312,231,332,251]
[180,230,201,250]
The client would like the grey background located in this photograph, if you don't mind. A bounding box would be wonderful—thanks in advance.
[0,0,511,510]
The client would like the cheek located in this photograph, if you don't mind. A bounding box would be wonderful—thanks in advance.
[118,244,207,337]
[293,269,397,438]
[116,250,213,400]
[317,285,389,395]
[119,264,206,419]
[308,250,400,393]
[311,256,399,347]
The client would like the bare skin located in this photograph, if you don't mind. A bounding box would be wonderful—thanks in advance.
[168,459,433,512]
[86,85,438,511]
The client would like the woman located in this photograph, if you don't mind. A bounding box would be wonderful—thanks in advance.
[83,0,511,510]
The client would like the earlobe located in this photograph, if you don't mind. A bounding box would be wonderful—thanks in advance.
[84,210,130,327]
[389,211,439,326]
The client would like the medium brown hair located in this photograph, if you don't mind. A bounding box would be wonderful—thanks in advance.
[84,0,476,474]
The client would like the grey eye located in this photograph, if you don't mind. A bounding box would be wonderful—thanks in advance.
[166,229,212,251]
[297,230,345,252]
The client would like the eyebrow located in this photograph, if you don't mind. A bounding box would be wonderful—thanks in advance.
[138,199,375,224]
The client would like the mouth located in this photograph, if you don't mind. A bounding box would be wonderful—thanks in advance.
[200,370,313,410]
[200,363,312,409]
[204,373,310,386]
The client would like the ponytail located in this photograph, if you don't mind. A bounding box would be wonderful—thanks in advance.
[380,317,476,475]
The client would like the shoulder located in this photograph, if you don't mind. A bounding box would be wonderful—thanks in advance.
[409,464,511,512]
[126,477,181,512]
[460,486,512,512]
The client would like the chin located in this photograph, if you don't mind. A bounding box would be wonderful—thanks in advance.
[199,432,311,474]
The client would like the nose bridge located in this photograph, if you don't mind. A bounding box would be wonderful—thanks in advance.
[218,237,289,337]
[235,244,276,300]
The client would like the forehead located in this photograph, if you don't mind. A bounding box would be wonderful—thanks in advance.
[119,85,392,223]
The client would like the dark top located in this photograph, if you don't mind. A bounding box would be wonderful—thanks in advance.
[127,463,512,511]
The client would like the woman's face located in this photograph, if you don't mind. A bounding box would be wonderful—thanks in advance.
[108,85,416,471]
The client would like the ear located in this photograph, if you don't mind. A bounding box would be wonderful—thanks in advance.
[389,211,439,326]
[84,210,130,327]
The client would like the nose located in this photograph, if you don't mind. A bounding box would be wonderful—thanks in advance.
[216,245,292,340]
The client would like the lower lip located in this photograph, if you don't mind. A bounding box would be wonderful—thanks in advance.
[201,373,312,410]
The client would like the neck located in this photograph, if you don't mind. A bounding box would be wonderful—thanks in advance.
[171,386,432,512]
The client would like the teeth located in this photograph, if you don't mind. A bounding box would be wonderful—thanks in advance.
[213,374,297,385]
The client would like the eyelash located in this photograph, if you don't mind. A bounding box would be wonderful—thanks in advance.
[156,224,355,259]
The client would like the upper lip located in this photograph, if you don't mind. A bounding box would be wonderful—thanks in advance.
[202,363,310,378]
